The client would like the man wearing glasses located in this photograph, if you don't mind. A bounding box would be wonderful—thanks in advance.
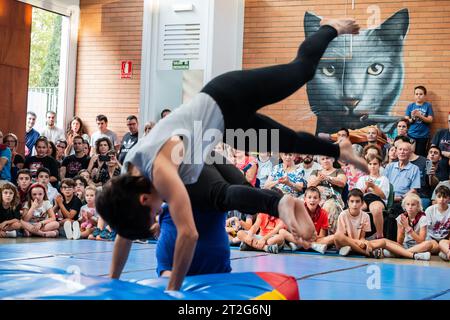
[118,115,139,164]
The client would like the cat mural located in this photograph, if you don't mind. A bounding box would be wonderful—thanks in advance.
[304,9,410,134]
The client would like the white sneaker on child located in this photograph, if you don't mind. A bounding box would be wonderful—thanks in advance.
[413,252,431,261]
[5,231,17,238]
[339,246,351,256]
[63,221,73,240]
[72,221,81,240]
[383,249,394,258]
[311,243,327,254]
[288,242,298,251]
[438,251,449,262]
[264,244,279,254]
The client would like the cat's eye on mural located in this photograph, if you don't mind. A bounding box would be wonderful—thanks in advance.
[367,63,384,76]
[322,64,336,77]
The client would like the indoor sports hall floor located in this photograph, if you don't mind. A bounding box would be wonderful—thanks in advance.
[0,238,448,300]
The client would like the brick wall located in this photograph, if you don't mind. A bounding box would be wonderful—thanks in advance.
[243,0,450,136]
[75,0,144,141]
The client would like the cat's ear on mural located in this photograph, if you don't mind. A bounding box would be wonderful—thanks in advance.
[304,11,322,38]
[378,8,409,41]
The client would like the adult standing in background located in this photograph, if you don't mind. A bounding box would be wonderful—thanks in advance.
[41,111,65,143]
[90,115,120,154]
[25,111,40,158]
[118,115,139,164]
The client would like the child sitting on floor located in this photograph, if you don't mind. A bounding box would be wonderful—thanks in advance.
[366,192,431,260]
[237,212,286,254]
[0,183,22,238]
[333,188,372,257]
[21,183,60,238]
[78,186,98,239]
[401,185,450,260]
[280,186,335,254]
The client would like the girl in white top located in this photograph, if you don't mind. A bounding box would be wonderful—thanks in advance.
[355,154,390,239]
[367,192,432,260]
[419,185,450,261]
[21,183,59,237]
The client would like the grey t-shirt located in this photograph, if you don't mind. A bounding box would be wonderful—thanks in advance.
[90,129,119,148]
[123,93,224,185]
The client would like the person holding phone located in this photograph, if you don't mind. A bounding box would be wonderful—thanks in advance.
[92,150,121,186]
[88,138,115,186]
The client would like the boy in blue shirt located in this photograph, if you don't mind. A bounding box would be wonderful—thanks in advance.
[405,86,433,157]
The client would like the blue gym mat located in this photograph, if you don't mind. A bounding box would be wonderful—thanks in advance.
[0,240,448,300]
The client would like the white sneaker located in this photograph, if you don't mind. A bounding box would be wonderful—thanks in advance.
[339,246,351,256]
[439,251,449,262]
[5,230,17,238]
[383,249,394,258]
[63,221,73,240]
[413,252,431,261]
[311,243,327,254]
[288,242,298,251]
[72,221,81,240]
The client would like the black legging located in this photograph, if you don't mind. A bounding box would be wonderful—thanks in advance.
[186,156,282,217]
[201,25,340,158]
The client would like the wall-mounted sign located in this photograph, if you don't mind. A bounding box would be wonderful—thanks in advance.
[172,60,190,70]
[121,60,132,79]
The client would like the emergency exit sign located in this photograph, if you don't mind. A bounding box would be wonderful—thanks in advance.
[172,60,190,70]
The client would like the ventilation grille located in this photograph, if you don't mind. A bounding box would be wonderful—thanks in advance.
[162,23,201,61]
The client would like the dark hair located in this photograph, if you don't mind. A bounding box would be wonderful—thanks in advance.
[338,128,350,136]
[47,140,57,159]
[36,167,51,177]
[160,109,171,119]
[27,111,37,118]
[394,135,414,145]
[96,114,108,123]
[96,175,153,240]
[95,137,113,155]
[60,178,76,188]
[17,169,32,180]
[347,188,364,201]
[397,118,410,129]
[0,183,20,210]
[414,85,427,95]
[72,135,84,144]
[73,175,88,188]
[435,185,450,198]
[67,116,87,136]
[56,139,68,149]
[428,145,442,155]
[305,186,321,197]
[126,115,138,122]
[35,136,49,149]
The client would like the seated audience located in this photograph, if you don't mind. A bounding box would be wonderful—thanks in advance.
[0,183,22,238]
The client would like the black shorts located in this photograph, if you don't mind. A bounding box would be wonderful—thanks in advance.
[364,193,386,209]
